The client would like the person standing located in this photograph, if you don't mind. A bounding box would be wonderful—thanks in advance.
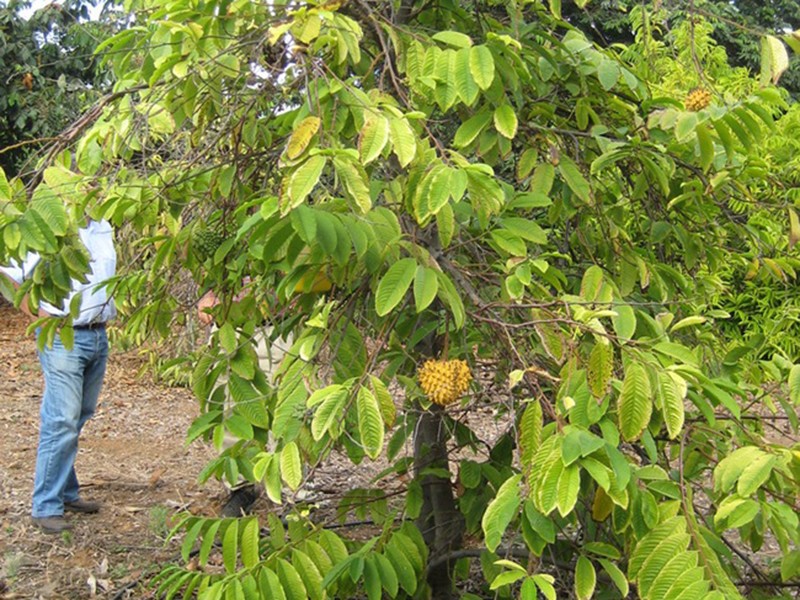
[197,284,294,516]
[1,218,117,534]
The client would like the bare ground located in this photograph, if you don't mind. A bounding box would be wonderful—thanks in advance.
[0,304,221,599]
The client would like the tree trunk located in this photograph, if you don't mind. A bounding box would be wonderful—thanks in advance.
[414,404,465,599]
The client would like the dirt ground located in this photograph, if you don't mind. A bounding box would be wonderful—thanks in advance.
[0,303,227,599]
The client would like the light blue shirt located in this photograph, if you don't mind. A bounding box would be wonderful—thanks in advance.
[0,220,117,326]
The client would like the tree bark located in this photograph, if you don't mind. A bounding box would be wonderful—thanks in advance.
[414,404,464,599]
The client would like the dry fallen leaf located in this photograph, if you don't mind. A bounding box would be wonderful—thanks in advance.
[148,466,167,487]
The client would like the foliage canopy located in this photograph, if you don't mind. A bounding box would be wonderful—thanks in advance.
[2,0,800,599]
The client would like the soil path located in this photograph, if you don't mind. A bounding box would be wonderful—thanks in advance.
[0,303,219,599]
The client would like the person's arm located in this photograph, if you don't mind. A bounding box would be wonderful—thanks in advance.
[197,289,219,326]
[0,264,47,320]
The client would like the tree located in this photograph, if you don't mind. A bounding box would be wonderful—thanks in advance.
[563,0,800,98]
[0,0,112,177]
[1,1,800,599]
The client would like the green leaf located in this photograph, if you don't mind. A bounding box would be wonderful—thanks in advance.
[265,451,282,504]
[370,375,396,427]
[0,169,11,200]
[333,157,371,214]
[426,166,455,215]
[359,112,390,164]
[180,518,205,563]
[436,203,455,248]
[556,463,580,517]
[433,31,473,48]
[285,156,326,213]
[363,555,382,600]
[491,230,527,256]
[454,111,493,148]
[240,517,260,568]
[490,570,526,590]
[292,549,324,600]
[558,156,591,203]
[385,543,417,595]
[781,550,800,583]
[198,520,222,566]
[714,497,760,530]
[675,112,698,142]
[598,559,629,597]
[280,441,303,490]
[388,117,417,168]
[671,316,707,332]
[357,385,384,460]
[494,104,518,139]
[222,519,239,573]
[31,196,68,236]
[469,45,495,90]
[375,258,417,316]
[520,401,543,470]
[501,217,547,244]
[218,323,237,355]
[696,123,715,172]
[580,265,604,301]
[436,271,465,328]
[714,446,765,493]
[659,371,686,439]
[575,556,596,600]
[618,362,652,441]
[260,569,287,600]
[413,266,439,312]
[530,163,555,195]
[596,60,619,90]
[454,47,480,105]
[482,474,522,552]
[788,364,800,404]
[374,553,399,597]
[310,385,348,441]
[588,341,613,399]
[737,452,776,496]
[277,558,308,600]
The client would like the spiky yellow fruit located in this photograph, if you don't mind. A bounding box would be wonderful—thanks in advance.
[418,359,472,406]
[685,88,712,112]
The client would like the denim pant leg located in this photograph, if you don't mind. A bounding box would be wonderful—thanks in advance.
[33,330,108,517]
[64,332,108,503]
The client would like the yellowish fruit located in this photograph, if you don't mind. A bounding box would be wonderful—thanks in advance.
[418,359,472,406]
[685,88,712,112]
[294,270,332,293]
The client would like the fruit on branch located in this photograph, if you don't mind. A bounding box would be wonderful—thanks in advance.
[685,87,712,111]
[293,270,332,294]
[418,359,472,406]
[192,228,226,261]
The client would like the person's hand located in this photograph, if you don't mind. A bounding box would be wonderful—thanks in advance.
[18,295,48,321]
[197,291,218,326]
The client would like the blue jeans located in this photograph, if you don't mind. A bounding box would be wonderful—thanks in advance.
[33,328,108,518]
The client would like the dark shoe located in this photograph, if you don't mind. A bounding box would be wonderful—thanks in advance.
[32,516,73,534]
[65,499,101,514]
[220,485,260,518]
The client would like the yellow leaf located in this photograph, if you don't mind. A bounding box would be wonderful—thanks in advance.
[762,257,786,281]
[591,487,613,521]
[744,258,759,280]
[789,208,800,248]
[286,116,321,160]
[768,35,790,84]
